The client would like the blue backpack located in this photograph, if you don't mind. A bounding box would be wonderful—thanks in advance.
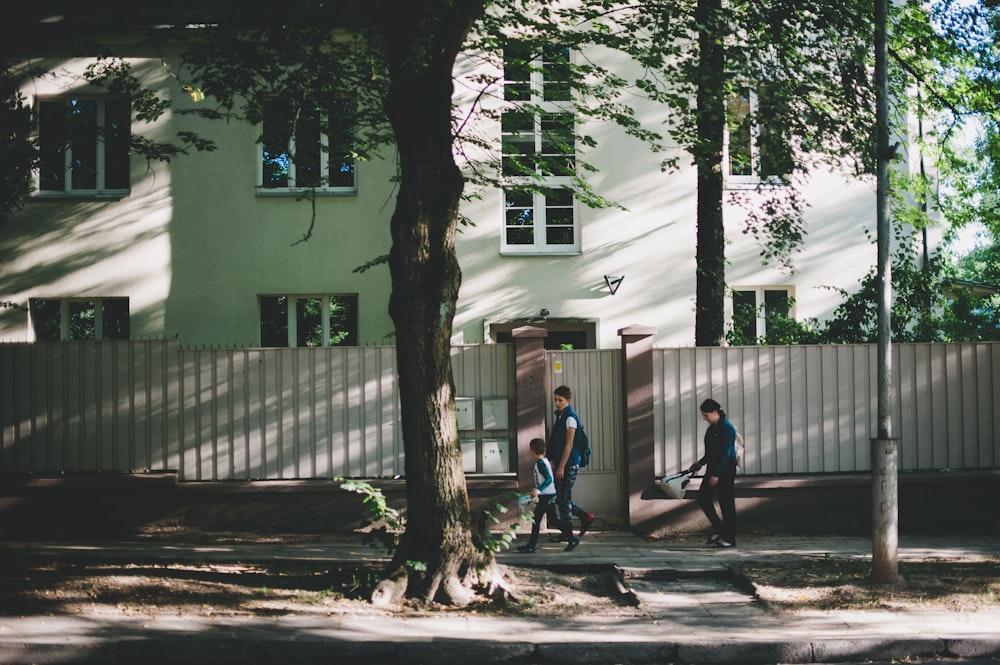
[575,424,592,468]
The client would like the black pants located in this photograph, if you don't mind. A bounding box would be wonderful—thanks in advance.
[696,467,736,544]
[526,495,570,548]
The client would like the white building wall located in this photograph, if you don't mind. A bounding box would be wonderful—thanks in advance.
[2,42,885,350]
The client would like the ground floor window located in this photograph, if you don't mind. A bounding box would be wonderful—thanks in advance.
[29,297,130,341]
[730,286,794,344]
[259,294,358,347]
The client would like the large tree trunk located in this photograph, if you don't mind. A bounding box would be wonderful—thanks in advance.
[693,0,727,347]
[371,0,498,606]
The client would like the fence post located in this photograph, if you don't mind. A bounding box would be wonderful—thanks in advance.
[512,326,548,492]
[619,325,656,529]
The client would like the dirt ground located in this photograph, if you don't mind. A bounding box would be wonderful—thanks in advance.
[1,528,997,619]
[738,556,1000,613]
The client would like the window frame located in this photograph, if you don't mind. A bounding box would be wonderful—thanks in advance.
[33,96,131,199]
[729,286,795,343]
[256,97,357,196]
[724,88,790,190]
[29,297,130,341]
[258,294,359,347]
[500,44,579,255]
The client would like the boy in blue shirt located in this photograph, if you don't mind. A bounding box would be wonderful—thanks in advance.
[518,438,579,552]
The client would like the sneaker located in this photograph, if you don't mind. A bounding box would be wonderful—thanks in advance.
[517,544,536,553]
[706,533,723,545]
[564,536,580,552]
[713,539,734,548]
[578,512,595,537]
[550,534,570,543]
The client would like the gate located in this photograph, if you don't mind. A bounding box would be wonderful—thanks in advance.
[545,349,625,522]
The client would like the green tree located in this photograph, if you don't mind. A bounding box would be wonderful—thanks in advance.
[642,0,1000,347]
[2,0,661,606]
[1,5,219,225]
[172,0,664,605]
[0,69,34,225]
[607,0,877,345]
[802,0,1000,344]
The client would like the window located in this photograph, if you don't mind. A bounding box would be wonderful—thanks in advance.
[259,295,358,347]
[259,97,356,193]
[36,98,130,196]
[501,43,578,254]
[731,287,793,344]
[725,88,792,188]
[30,298,130,341]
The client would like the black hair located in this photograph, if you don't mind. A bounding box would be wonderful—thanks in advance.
[529,438,546,455]
[700,398,727,420]
[554,385,572,400]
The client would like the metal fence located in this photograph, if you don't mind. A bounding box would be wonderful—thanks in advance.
[0,341,514,480]
[2,340,997,483]
[653,343,1000,477]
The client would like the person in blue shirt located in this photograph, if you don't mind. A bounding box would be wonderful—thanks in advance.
[547,386,594,548]
[688,398,738,548]
[517,438,578,553]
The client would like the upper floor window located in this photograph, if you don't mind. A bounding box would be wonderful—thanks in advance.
[731,287,793,344]
[725,88,792,189]
[259,294,358,347]
[503,42,572,103]
[501,43,578,254]
[36,98,130,196]
[30,297,130,341]
[259,97,356,194]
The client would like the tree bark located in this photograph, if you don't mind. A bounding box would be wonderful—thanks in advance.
[372,0,495,605]
[693,0,727,347]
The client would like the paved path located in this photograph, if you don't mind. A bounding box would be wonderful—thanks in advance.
[1,532,998,664]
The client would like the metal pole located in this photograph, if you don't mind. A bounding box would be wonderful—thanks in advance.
[871,0,899,584]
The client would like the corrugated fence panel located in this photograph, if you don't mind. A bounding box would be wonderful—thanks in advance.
[452,344,514,398]
[172,346,407,481]
[652,343,999,478]
[2,341,996,481]
[544,349,621,474]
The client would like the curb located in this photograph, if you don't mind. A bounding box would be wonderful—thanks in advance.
[4,636,999,665]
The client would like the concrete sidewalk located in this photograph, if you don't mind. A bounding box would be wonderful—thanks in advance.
[1,532,998,664]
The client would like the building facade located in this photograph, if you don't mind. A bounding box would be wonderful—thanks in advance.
[1,40,899,350]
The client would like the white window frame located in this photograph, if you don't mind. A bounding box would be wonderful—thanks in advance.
[500,45,579,255]
[724,89,789,191]
[256,99,357,196]
[729,286,795,342]
[258,294,358,347]
[34,97,131,198]
[724,89,761,190]
[29,297,130,341]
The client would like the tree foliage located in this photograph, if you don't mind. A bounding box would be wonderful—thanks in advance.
[583,0,878,345]
[719,0,1000,346]
[166,0,675,606]
[0,69,34,224]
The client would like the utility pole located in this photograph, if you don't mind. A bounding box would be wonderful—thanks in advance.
[871,0,899,584]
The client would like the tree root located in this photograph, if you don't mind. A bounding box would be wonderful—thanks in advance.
[368,559,522,608]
